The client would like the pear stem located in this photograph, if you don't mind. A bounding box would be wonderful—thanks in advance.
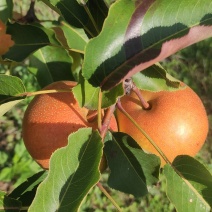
[116,99,171,165]
[100,104,116,139]
[131,85,150,110]
[97,182,122,212]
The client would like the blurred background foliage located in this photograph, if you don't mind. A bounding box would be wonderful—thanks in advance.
[0,0,212,211]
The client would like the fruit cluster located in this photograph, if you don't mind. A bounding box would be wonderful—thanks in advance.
[22,81,208,169]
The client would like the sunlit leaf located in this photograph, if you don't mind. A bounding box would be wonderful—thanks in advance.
[132,64,181,91]
[0,99,23,117]
[29,128,102,212]
[56,20,89,53]
[164,156,212,212]
[83,0,212,90]
[0,75,25,116]
[0,75,25,100]
[73,76,124,109]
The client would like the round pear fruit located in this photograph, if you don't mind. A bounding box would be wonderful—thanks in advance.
[22,81,117,169]
[116,84,208,166]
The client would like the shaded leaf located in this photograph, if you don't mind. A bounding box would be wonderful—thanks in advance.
[0,0,13,23]
[3,23,50,61]
[104,132,160,197]
[48,0,93,36]
[29,128,102,212]
[86,0,109,33]
[8,171,47,208]
[132,64,181,91]
[83,0,212,90]
[164,156,212,212]
[73,75,124,109]
[0,191,21,212]
[28,45,74,88]
[48,0,108,37]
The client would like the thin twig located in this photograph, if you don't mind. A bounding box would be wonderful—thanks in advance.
[100,104,116,139]
[97,182,122,212]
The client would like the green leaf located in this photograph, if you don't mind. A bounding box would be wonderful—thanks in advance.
[0,99,23,117]
[0,75,25,116]
[29,128,102,212]
[8,171,47,208]
[173,156,212,207]
[69,51,83,82]
[48,0,92,36]
[0,0,13,23]
[48,0,108,37]
[56,20,89,53]
[132,64,181,91]
[0,191,22,212]
[104,132,160,197]
[4,23,50,62]
[76,0,88,5]
[29,45,75,88]
[73,76,124,109]
[83,0,212,90]
[164,156,212,212]
[0,75,25,100]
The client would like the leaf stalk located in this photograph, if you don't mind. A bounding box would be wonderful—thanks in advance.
[116,99,171,165]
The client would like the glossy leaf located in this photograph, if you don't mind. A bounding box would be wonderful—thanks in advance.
[29,45,74,88]
[73,76,124,109]
[83,0,212,90]
[164,156,212,212]
[29,128,102,212]
[4,23,50,61]
[0,0,13,23]
[104,132,160,197]
[132,64,181,91]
